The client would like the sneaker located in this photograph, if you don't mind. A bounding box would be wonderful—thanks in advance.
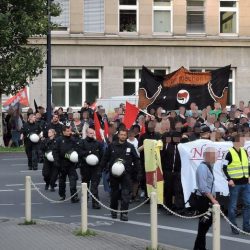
[33,167,38,171]
[111,212,117,219]
[120,213,128,221]
[45,184,49,190]
[28,167,32,170]
[92,203,101,209]
[71,197,80,203]
[59,196,65,201]
[231,226,240,235]
[243,227,250,233]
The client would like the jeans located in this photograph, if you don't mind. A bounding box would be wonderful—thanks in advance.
[228,184,250,230]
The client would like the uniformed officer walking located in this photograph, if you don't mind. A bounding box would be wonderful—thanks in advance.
[100,129,141,221]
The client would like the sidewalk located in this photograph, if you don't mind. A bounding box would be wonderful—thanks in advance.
[0,217,186,250]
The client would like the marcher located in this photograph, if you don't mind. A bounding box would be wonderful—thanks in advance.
[53,125,80,203]
[20,113,42,170]
[41,129,58,191]
[222,133,250,234]
[100,129,141,221]
[194,147,219,250]
[78,128,103,209]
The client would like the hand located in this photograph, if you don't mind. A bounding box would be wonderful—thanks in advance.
[211,198,219,205]
[228,180,235,187]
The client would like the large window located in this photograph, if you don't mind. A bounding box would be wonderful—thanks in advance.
[123,68,170,96]
[153,0,172,33]
[51,0,70,31]
[220,0,238,34]
[189,67,235,105]
[52,68,101,107]
[84,0,104,33]
[119,0,138,32]
[186,0,205,33]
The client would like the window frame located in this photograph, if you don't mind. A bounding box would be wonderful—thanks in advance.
[52,68,101,108]
[186,0,206,34]
[189,66,235,106]
[219,0,238,35]
[118,0,139,33]
[152,0,173,34]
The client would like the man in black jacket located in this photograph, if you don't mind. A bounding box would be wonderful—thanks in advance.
[53,125,80,203]
[78,127,103,209]
[100,129,141,221]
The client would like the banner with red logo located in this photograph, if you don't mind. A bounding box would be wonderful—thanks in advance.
[3,87,29,107]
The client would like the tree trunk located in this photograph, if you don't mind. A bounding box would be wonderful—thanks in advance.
[0,93,5,147]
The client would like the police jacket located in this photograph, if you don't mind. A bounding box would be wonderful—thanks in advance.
[44,122,63,138]
[21,121,41,145]
[53,135,79,167]
[78,137,103,166]
[100,141,141,174]
[41,137,56,154]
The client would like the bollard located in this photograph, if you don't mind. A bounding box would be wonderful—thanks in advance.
[81,183,88,234]
[212,204,221,250]
[150,191,158,250]
[25,176,31,222]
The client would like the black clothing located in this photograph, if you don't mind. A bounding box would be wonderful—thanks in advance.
[44,122,63,138]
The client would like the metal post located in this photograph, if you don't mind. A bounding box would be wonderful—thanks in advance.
[150,191,158,250]
[25,176,31,222]
[212,204,221,250]
[46,0,52,123]
[81,183,88,234]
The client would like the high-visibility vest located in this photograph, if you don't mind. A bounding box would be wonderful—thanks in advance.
[227,147,249,179]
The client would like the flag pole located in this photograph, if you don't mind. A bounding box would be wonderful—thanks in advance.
[139,109,154,118]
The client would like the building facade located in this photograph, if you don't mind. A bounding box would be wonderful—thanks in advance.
[27,0,250,109]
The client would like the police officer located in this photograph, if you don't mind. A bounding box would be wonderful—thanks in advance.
[20,113,42,170]
[44,113,63,138]
[78,127,103,209]
[222,133,250,234]
[100,129,141,221]
[41,129,58,191]
[53,125,80,203]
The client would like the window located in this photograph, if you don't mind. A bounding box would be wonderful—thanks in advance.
[220,1,238,34]
[153,0,172,33]
[119,0,138,32]
[189,67,235,105]
[51,0,70,31]
[52,68,101,107]
[186,0,205,33]
[84,0,104,33]
[123,68,169,96]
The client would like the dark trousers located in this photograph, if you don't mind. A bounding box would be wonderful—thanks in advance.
[58,166,78,199]
[25,143,39,169]
[194,196,212,250]
[80,165,101,204]
[42,160,58,187]
[164,172,184,209]
[110,172,132,213]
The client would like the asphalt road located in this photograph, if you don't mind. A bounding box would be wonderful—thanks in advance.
[0,152,250,250]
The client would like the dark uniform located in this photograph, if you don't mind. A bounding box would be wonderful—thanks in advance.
[100,140,141,220]
[53,135,79,202]
[21,121,41,170]
[78,136,103,208]
[44,122,63,138]
[41,137,58,191]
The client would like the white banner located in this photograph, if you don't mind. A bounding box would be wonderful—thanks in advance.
[178,139,250,204]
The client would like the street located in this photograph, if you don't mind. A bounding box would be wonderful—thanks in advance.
[0,153,250,250]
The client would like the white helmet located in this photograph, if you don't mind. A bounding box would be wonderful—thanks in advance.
[69,151,79,163]
[45,151,54,162]
[86,154,99,166]
[29,133,39,143]
[111,160,125,177]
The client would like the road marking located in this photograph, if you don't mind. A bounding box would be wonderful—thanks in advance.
[11,164,27,166]
[39,216,65,218]
[87,215,250,245]
[70,215,81,218]
[18,188,39,191]
[0,189,14,192]
[2,158,26,161]
[20,170,42,173]
[5,184,24,187]
[20,202,43,205]
[0,203,15,206]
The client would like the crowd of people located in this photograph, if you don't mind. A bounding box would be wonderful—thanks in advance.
[1,100,250,239]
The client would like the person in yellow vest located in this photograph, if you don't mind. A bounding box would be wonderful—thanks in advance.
[222,133,250,234]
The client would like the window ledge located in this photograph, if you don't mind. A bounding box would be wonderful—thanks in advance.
[119,32,139,36]
[219,33,239,37]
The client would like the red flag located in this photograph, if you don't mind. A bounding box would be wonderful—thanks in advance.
[123,101,139,129]
[3,87,29,107]
[140,124,146,136]
[104,119,109,138]
[94,112,102,141]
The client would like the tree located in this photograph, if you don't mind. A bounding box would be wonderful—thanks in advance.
[0,0,60,146]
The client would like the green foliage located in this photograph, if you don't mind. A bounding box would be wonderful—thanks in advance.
[0,146,25,152]
[0,0,61,95]
[73,229,97,237]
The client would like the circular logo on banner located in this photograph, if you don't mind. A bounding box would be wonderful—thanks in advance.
[177,89,190,104]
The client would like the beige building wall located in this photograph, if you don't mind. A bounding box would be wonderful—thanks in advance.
[139,0,152,35]
[70,0,83,33]
[206,0,219,35]
[173,0,186,35]
[239,0,250,36]
[105,0,118,34]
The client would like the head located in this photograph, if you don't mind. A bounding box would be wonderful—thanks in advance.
[38,106,45,115]
[57,107,63,115]
[239,100,245,109]
[62,125,72,137]
[28,113,36,123]
[214,102,221,110]
[203,147,218,165]
[73,112,80,121]
[48,129,56,139]
[147,120,156,133]
[35,112,41,121]
[84,101,90,108]
[52,114,59,124]
[128,128,135,139]
[86,127,96,139]
[118,129,128,143]
[232,133,245,147]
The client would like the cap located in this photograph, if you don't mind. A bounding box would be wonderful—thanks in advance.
[200,124,210,133]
